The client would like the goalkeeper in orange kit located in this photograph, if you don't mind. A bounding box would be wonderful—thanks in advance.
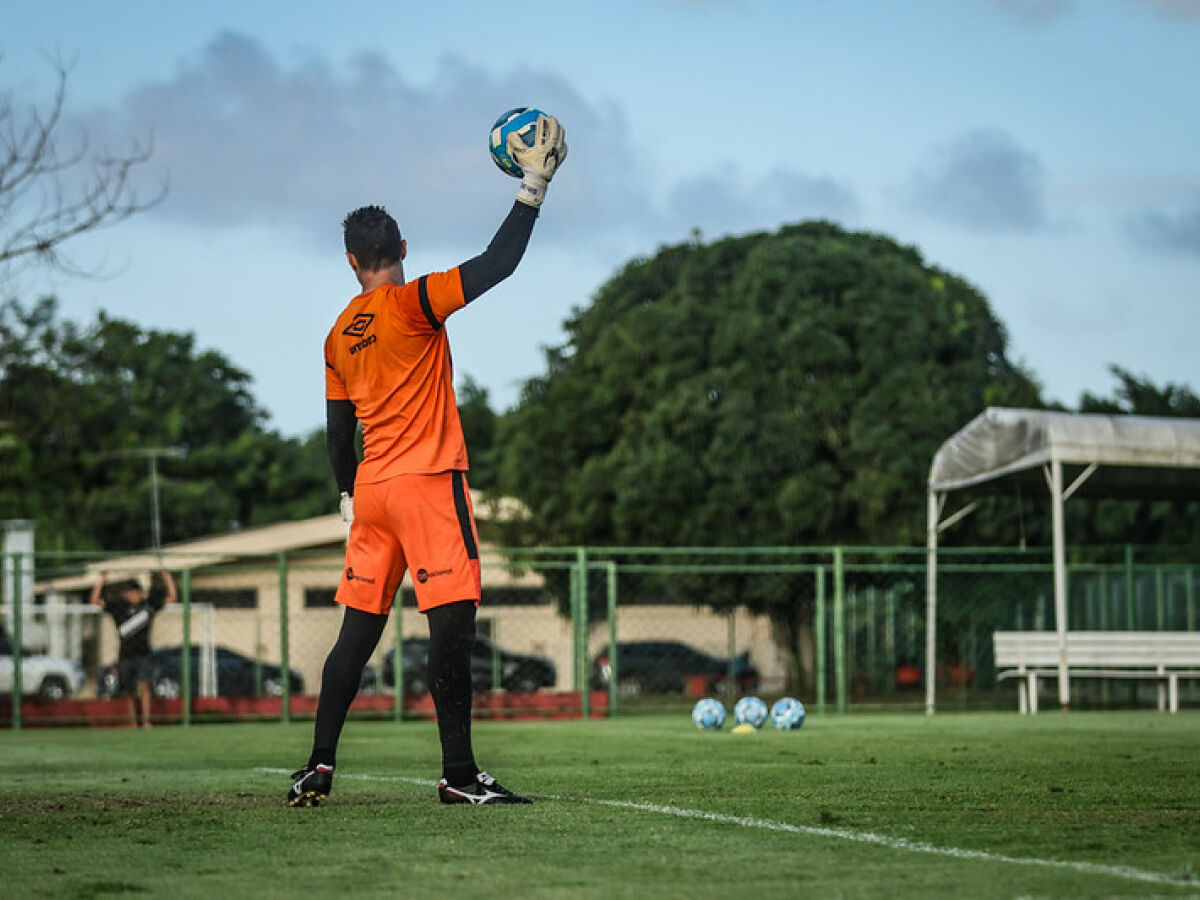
[288,114,567,807]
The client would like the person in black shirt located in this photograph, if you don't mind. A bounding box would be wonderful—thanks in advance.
[90,571,177,727]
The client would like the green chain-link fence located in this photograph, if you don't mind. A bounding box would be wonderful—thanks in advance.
[3,545,1197,728]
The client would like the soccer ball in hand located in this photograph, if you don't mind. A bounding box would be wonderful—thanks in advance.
[770,697,806,730]
[489,107,545,178]
[733,696,768,729]
[691,698,726,730]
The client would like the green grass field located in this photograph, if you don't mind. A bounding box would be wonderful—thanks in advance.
[2,711,1199,898]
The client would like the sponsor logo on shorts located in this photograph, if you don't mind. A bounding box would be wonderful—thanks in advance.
[342,313,375,337]
[416,567,453,584]
[345,566,376,585]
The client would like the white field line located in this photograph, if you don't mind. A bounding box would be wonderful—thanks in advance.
[257,768,1197,890]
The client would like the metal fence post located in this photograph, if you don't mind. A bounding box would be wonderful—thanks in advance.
[181,568,192,728]
[576,547,590,721]
[725,607,736,709]
[815,565,826,715]
[1124,545,1136,629]
[833,547,846,714]
[1187,567,1196,632]
[11,553,22,731]
[866,587,877,694]
[606,560,618,718]
[278,551,290,725]
[1155,568,1166,629]
[394,609,404,721]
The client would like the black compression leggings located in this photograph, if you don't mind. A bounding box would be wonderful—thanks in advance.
[310,600,478,785]
[426,600,479,785]
[311,606,388,766]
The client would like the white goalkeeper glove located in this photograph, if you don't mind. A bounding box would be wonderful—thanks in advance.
[510,114,568,208]
[339,491,354,525]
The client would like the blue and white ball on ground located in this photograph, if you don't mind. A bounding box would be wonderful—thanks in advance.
[489,107,545,178]
[691,698,726,730]
[770,697,806,730]
[733,696,768,729]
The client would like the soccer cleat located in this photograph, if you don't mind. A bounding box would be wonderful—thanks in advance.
[437,771,532,805]
[287,763,333,807]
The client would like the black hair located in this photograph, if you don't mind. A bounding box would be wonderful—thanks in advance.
[342,205,403,272]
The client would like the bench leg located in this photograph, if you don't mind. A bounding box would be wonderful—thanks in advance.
[1017,679,1028,715]
[1028,673,1039,715]
[1157,679,1166,712]
[1169,674,1178,714]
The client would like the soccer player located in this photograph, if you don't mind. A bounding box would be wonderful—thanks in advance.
[90,570,177,728]
[288,114,567,807]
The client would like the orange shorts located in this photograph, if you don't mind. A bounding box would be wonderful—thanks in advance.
[336,470,481,615]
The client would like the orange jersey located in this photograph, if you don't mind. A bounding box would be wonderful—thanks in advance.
[324,270,469,483]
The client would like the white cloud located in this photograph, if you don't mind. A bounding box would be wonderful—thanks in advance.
[71,32,649,251]
[903,129,1048,233]
[66,31,857,257]
[1126,202,1200,257]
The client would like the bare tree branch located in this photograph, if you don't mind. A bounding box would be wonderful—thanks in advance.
[0,55,167,279]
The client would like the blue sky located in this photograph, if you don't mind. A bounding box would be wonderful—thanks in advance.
[4,0,1198,437]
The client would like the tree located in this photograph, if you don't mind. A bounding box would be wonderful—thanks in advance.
[1070,366,1200,549]
[495,221,1043,688]
[1,55,164,281]
[499,221,1040,547]
[456,375,499,492]
[0,298,330,549]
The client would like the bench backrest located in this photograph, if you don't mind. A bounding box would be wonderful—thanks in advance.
[993,631,1200,669]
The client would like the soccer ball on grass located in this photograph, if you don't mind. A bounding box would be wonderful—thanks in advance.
[489,107,545,178]
[691,698,726,730]
[733,696,768,729]
[770,697,806,730]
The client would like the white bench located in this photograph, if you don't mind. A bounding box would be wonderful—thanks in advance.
[993,631,1200,714]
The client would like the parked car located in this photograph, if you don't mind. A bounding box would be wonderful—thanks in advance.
[0,631,86,700]
[381,636,556,695]
[590,640,760,696]
[97,645,305,700]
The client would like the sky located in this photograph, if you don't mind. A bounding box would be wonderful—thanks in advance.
[4,0,1199,437]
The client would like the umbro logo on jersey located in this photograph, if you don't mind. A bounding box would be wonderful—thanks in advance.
[345,567,376,585]
[416,567,453,584]
[343,313,375,338]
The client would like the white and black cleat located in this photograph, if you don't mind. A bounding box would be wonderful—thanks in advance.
[438,771,532,805]
[287,763,333,807]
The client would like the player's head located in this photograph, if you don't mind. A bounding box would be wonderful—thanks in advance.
[342,205,405,273]
[118,579,145,604]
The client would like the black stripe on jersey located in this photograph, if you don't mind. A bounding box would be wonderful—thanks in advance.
[325,360,337,370]
[451,471,479,561]
[417,276,442,331]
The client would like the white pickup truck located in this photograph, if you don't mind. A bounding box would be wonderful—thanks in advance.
[0,632,86,700]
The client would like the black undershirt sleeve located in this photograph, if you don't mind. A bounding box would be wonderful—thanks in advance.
[458,200,539,303]
[325,398,359,495]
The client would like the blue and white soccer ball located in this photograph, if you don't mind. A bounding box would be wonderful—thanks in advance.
[691,698,726,730]
[489,107,545,178]
[733,696,769,729]
[770,697,806,730]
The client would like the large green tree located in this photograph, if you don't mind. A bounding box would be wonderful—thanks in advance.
[495,221,1043,688]
[498,221,1041,548]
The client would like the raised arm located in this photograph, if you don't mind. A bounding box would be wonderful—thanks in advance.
[89,573,107,608]
[458,202,539,303]
[161,569,177,605]
[459,114,567,304]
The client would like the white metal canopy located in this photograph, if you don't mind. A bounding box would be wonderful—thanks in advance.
[925,407,1200,713]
